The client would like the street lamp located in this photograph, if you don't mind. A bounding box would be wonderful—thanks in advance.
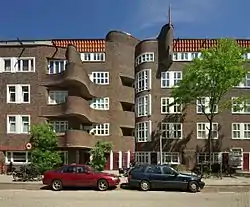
[159,126,163,165]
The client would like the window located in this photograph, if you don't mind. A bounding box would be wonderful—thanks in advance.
[7,115,30,134]
[162,152,180,164]
[196,97,218,114]
[135,152,151,164]
[17,58,35,72]
[161,97,182,114]
[197,122,218,139]
[232,97,250,114]
[49,121,68,133]
[135,94,152,117]
[7,84,30,103]
[232,123,250,139]
[172,52,201,61]
[161,123,182,139]
[197,153,219,164]
[48,91,68,105]
[4,59,11,72]
[90,72,109,85]
[161,71,182,88]
[5,151,31,164]
[0,57,35,73]
[89,97,109,110]
[236,72,250,88]
[90,123,110,136]
[59,151,68,164]
[162,166,176,175]
[146,165,162,174]
[135,121,152,142]
[80,53,105,62]
[135,52,154,66]
[48,59,67,74]
[135,69,152,93]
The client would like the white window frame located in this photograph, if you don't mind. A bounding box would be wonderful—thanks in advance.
[80,53,105,62]
[231,97,250,114]
[196,97,218,114]
[197,122,218,139]
[161,71,182,88]
[135,152,151,164]
[47,59,67,74]
[135,121,152,142]
[59,151,69,164]
[89,97,109,110]
[135,69,152,93]
[16,57,35,72]
[5,151,31,165]
[89,72,109,85]
[90,123,110,136]
[7,115,30,134]
[7,84,30,104]
[161,123,182,139]
[161,97,182,114]
[135,52,154,66]
[236,72,250,88]
[196,152,220,164]
[162,152,180,164]
[49,121,68,134]
[232,123,250,140]
[48,90,68,105]
[172,52,202,61]
[135,94,152,117]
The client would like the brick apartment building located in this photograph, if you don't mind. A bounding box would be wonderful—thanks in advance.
[0,21,250,171]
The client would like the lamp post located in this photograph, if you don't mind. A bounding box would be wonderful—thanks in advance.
[159,131,163,165]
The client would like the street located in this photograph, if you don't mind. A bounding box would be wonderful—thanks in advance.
[0,190,249,207]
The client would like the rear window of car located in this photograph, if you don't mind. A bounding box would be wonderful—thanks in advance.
[130,165,146,174]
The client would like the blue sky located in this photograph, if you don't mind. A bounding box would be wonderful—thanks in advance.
[0,0,249,40]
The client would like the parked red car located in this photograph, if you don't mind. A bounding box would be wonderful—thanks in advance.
[43,164,120,191]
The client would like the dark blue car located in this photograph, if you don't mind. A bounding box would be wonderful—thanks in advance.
[128,164,205,193]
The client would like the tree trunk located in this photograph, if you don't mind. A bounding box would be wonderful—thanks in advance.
[208,118,213,174]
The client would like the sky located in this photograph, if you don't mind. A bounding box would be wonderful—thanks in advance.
[0,0,249,40]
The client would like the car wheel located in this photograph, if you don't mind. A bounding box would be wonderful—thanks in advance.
[51,179,63,191]
[188,181,199,193]
[97,179,109,191]
[140,180,150,191]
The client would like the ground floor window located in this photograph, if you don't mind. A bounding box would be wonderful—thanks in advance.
[162,152,180,164]
[196,152,219,164]
[5,151,31,164]
[59,151,68,164]
[135,152,151,164]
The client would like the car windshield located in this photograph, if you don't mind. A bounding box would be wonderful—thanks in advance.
[169,166,178,174]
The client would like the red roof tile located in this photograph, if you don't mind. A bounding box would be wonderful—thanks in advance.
[52,38,250,53]
[173,39,250,52]
[52,39,105,52]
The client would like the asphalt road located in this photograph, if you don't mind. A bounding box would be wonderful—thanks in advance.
[0,190,249,207]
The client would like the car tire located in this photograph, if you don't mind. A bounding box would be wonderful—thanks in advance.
[188,181,199,193]
[97,179,109,191]
[51,179,63,191]
[140,180,151,191]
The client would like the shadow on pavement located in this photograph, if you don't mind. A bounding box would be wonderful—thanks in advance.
[40,185,117,191]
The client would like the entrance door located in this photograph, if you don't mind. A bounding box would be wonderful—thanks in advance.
[243,153,249,171]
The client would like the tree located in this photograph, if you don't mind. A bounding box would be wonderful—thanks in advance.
[30,123,62,174]
[171,39,248,171]
[89,141,113,171]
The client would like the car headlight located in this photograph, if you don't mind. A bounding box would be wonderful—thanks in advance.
[111,177,118,181]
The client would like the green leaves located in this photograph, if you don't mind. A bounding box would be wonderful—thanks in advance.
[30,123,62,174]
[89,141,113,171]
[171,38,247,118]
